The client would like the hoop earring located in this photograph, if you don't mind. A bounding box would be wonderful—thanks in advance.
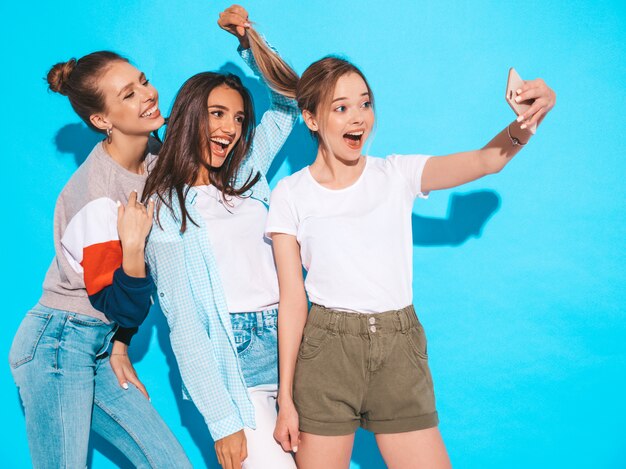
[106,127,112,144]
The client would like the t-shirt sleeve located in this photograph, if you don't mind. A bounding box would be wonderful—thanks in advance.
[387,154,432,199]
[265,179,298,237]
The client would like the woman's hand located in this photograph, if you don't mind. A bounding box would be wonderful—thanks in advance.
[109,341,150,399]
[117,190,154,251]
[274,398,300,453]
[514,78,556,131]
[217,4,251,49]
[215,429,247,469]
[117,190,154,277]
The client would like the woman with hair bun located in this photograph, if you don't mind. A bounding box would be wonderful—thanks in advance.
[9,48,191,469]
[8,4,287,467]
[141,6,299,469]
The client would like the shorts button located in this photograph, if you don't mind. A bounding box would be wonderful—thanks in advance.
[368,317,376,325]
[370,325,376,333]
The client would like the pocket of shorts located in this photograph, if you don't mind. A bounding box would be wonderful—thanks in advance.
[298,326,329,360]
[9,311,53,369]
[406,325,428,360]
[236,329,257,356]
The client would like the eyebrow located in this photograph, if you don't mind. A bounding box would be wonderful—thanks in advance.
[208,104,245,114]
[118,72,146,97]
[331,92,370,103]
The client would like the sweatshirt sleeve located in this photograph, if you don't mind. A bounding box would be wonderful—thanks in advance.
[112,326,138,345]
[60,196,153,328]
[88,267,154,328]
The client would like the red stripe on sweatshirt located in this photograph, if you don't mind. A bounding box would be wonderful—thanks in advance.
[81,240,123,296]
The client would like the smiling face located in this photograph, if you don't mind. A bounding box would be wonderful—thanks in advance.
[92,60,164,137]
[309,72,374,162]
[205,84,245,168]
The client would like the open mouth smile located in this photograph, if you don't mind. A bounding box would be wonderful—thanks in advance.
[343,130,365,149]
[140,103,161,119]
[210,136,234,158]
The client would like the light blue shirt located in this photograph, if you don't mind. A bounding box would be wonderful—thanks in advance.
[145,47,299,441]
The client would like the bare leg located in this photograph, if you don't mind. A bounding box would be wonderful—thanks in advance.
[295,432,355,469]
[376,427,451,469]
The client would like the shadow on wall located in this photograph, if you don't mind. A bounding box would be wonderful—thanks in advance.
[51,63,500,467]
[413,191,501,247]
[54,122,102,167]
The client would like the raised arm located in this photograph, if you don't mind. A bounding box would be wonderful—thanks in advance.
[421,78,556,193]
[241,46,299,176]
[272,233,308,453]
[218,5,299,175]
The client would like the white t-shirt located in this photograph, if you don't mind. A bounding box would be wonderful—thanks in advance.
[195,185,279,313]
[266,155,431,313]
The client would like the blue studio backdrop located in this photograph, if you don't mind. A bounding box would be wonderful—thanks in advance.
[1,1,625,467]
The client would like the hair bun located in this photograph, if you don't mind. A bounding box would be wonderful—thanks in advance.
[47,59,77,95]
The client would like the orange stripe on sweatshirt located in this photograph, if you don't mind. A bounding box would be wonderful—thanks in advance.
[81,240,123,296]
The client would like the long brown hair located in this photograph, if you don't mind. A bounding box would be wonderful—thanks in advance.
[144,28,298,233]
[47,51,129,134]
[143,73,257,233]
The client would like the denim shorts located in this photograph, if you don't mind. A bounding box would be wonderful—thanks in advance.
[230,309,278,388]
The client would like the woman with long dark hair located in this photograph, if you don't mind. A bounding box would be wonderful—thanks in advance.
[142,8,299,469]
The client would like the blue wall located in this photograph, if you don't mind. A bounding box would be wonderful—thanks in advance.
[2,1,625,467]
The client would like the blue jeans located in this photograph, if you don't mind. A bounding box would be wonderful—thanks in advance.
[9,304,191,469]
[230,309,278,388]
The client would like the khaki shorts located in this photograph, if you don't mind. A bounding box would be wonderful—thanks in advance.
[293,304,438,436]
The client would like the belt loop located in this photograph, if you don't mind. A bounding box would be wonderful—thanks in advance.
[398,310,409,333]
[328,311,338,332]
[256,312,264,336]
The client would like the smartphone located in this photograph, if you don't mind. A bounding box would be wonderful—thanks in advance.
[505,68,536,133]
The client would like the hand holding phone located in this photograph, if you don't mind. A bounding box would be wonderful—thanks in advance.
[505,68,537,134]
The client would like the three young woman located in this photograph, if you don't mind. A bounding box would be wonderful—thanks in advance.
[267,58,555,468]
[12,5,556,469]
